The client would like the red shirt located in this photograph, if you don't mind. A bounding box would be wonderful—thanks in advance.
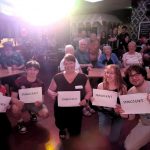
[0,85,6,95]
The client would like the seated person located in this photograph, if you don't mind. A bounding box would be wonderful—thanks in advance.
[59,45,81,72]
[122,41,143,68]
[108,27,118,54]
[88,39,102,67]
[97,45,121,68]
[75,39,92,74]
[1,41,25,70]
[141,40,150,67]
[11,60,49,134]
[0,41,25,95]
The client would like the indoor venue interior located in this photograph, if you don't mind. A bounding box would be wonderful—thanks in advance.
[0,0,150,150]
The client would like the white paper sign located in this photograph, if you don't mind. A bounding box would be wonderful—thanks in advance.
[58,91,80,107]
[0,95,11,112]
[19,87,43,103]
[92,89,118,108]
[119,93,150,114]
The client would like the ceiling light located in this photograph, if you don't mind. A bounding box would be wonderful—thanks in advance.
[84,0,103,3]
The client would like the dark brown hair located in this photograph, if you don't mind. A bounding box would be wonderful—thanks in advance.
[126,64,147,79]
[64,54,76,63]
[26,60,40,70]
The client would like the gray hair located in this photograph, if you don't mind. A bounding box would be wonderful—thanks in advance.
[65,45,74,52]
[79,39,88,45]
[103,45,112,51]
[128,41,136,47]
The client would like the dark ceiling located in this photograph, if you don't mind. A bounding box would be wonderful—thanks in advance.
[74,0,132,23]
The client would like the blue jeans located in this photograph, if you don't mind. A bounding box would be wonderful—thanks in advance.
[98,111,124,143]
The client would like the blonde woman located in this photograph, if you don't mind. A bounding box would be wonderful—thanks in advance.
[96,64,127,143]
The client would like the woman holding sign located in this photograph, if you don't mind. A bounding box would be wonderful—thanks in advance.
[48,54,92,139]
[96,64,127,143]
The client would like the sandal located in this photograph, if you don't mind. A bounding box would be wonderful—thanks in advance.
[59,130,66,140]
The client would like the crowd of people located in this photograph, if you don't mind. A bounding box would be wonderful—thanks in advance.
[0,24,149,150]
[71,26,150,69]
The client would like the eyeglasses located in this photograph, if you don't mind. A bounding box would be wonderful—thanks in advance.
[129,73,141,78]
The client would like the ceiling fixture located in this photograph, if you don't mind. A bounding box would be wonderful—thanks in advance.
[84,0,103,3]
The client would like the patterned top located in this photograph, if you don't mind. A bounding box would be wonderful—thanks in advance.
[12,75,45,95]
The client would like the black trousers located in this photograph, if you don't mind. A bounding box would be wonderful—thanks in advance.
[54,101,83,137]
[0,113,12,150]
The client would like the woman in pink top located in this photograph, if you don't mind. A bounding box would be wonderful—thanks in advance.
[122,41,143,68]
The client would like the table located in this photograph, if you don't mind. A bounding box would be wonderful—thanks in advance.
[88,68,150,79]
[0,69,25,79]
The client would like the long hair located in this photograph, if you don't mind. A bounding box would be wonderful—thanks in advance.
[103,64,127,95]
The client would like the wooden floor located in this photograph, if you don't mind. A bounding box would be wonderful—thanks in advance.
[2,65,150,150]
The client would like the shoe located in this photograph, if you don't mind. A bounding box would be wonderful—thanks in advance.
[59,130,67,140]
[30,112,37,123]
[17,122,27,134]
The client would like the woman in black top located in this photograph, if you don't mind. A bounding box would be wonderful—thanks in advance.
[48,54,92,139]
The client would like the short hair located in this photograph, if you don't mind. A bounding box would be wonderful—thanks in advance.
[26,60,40,70]
[128,41,136,47]
[64,54,76,63]
[79,39,87,45]
[126,65,147,79]
[65,45,74,52]
[103,45,112,51]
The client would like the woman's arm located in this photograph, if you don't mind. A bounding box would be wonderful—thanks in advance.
[79,79,92,106]
[47,78,58,100]
[112,53,122,67]
[122,53,127,68]
[137,53,143,65]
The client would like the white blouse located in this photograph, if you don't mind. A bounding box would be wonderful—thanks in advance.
[122,52,142,67]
